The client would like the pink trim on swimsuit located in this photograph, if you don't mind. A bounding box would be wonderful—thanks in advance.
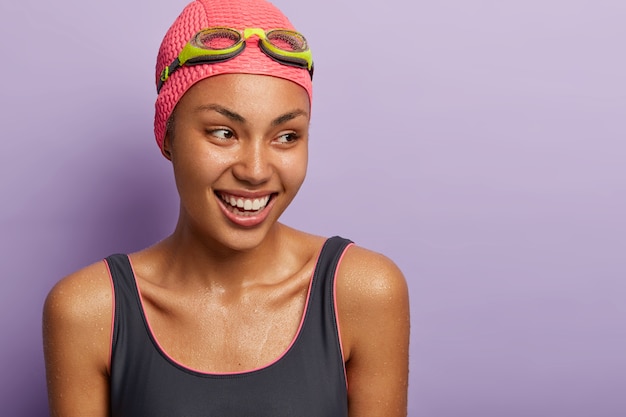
[103,258,116,376]
[333,242,354,389]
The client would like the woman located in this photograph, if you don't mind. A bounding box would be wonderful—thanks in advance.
[43,0,409,415]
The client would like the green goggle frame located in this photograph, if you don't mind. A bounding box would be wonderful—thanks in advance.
[158,27,314,93]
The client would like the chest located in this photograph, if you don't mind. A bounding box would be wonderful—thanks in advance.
[140,283,310,373]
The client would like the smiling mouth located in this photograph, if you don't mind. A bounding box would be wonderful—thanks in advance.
[217,192,274,216]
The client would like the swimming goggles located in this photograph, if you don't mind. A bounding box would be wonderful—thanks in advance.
[157,27,314,92]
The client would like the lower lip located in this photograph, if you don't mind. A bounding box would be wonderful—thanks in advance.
[216,194,276,228]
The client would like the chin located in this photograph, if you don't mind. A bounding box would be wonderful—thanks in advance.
[213,225,279,253]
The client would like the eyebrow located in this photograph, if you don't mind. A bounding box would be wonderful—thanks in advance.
[271,110,309,127]
[195,104,245,123]
[194,104,309,126]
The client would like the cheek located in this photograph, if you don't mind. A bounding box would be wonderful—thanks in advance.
[171,134,232,175]
[281,147,308,190]
[170,146,226,197]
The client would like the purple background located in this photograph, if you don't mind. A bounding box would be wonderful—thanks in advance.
[1,0,625,416]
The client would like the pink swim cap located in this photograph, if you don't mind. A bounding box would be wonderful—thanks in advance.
[154,0,313,154]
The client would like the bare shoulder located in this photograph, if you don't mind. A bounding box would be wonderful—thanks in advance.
[44,260,113,328]
[43,260,113,373]
[336,244,409,310]
[335,244,410,356]
[44,260,114,416]
[336,245,410,417]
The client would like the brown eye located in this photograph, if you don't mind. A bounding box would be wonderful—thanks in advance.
[275,132,299,144]
[208,129,234,140]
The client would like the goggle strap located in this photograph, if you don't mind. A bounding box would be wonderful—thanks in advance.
[157,58,181,93]
[157,44,250,93]
[185,43,246,65]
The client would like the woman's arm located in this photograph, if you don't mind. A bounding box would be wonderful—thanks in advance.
[336,245,410,417]
[43,262,113,417]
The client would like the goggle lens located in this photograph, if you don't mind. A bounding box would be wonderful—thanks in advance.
[266,30,308,53]
[193,28,241,50]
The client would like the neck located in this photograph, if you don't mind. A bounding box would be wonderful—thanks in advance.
[156,219,291,291]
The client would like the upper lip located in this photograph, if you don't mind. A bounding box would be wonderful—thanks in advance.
[216,190,277,199]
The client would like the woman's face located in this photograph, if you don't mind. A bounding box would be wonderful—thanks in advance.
[166,73,310,251]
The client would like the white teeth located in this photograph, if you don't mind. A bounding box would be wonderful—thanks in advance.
[220,193,271,212]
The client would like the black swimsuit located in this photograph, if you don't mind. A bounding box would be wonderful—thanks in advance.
[105,236,352,417]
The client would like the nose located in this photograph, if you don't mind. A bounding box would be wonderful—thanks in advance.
[231,140,273,185]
